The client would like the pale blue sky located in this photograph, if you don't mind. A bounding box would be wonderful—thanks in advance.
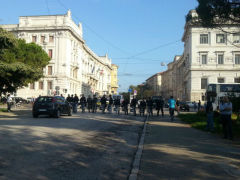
[0,0,198,92]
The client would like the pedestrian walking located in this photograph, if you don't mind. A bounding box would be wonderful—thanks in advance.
[219,96,233,140]
[156,97,164,117]
[87,95,92,113]
[7,94,13,112]
[80,94,86,113]
[66,94,71,102]
[73,94,79,113]
[146,97,153,117]
[139,99,146,116]
[92,95,98,113]
[205,97,214,132]
[108,95,113,114]
[168,96,176,121]
[100,95,107,114]
[122,98,129,115]
[114,96,121,115]
[130,96,137,116]
[198,100,201,111]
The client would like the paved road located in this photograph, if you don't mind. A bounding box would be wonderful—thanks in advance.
[138,116,240,180]
[0,110,145,180]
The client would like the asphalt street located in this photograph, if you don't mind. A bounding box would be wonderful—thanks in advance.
[0,109,145,180]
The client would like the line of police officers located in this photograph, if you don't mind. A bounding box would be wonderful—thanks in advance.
[65,94,165,116]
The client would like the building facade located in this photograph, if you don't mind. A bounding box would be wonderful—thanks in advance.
[146,72,162,96]
[161,10,240,102]
[110,64,119,94]
[1,10,114,98]
[182,10,240,102]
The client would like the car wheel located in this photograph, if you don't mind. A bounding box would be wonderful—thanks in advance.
[68,108,72,116]
[33,113,38,118]
[55,109,60,118]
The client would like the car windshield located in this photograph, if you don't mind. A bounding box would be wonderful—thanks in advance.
[36,97,53,103]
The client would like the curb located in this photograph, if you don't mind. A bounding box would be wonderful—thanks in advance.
[128,115,149,180]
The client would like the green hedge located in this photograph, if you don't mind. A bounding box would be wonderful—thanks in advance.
[178,112,240,137]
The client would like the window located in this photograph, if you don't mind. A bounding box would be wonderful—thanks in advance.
[39,81,44,90]
[235,77,240,83]
[201,78,208,89]
[217,78,225,83]
[200,34,208,44]
[201,54,207,64]
[48,49,53,58]
[47,81,53,90]
[235,54,240,64]
[216,34,225,43]
[49,36,54,43]
[30,83,35,89]
[41,36,45,43]
[233,34,240,43]
[217,54,224,64]
[48,66,52,75]
[32,36,37,43]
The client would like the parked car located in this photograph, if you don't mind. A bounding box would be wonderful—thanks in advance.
[186,101,195,109]
[32,96,72,118]
[179,101,190,111]
[12,97,29,104]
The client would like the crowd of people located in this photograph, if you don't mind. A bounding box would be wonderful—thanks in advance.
[63,94,166,117]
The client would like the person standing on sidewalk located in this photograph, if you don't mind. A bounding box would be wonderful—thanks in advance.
[146,97,153,117]
[80,94,86,113]
[114,96,121,115]
[7,94,13,112]
[73,94,79,113]
[168,96,176,121]
[198,100,201,111]
[139,99,146,116]
[130,96,137,116]
[108,95,113,114]
[100,95,107,114]
[219,96,233,140]
[205,97,214,132]
[87,95,92,113]
[92,95,98,113]
[122,98,129,115]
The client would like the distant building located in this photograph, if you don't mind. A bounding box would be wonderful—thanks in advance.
[146,72,162,96]
[110,64,119,94]
[0,10,113,98]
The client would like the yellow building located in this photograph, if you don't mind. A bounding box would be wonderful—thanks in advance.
[110,64,119,94]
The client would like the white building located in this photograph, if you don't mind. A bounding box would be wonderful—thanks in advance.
[146,72,162,96]
[161,10,240,102]
[1,10,112,98]
[182,10,240,102]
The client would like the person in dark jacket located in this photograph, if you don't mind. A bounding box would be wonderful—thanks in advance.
[92,95,98,113]
[122,99,129,115]
[100,95,107,113]
[66,94,71,103]
[87,95,92,113]
[130,96,137,116]
[114,96,121,115]
[80,94,86,113]
[147,97,153,116]
[108,95,113,113]
[139,99,146,116]
[73,94,79,113]
[156,97,164,117]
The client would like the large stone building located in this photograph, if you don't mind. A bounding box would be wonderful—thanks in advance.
[161,10,240,102]
[1,10,114,98]
[146,72,162,96]
[110,64,119,94]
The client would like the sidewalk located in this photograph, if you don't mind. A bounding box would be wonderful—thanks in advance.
[138,116,240,180]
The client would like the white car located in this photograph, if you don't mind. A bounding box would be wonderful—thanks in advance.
[186,101,195,109]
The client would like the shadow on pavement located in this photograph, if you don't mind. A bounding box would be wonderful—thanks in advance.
[138,116,240,180]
